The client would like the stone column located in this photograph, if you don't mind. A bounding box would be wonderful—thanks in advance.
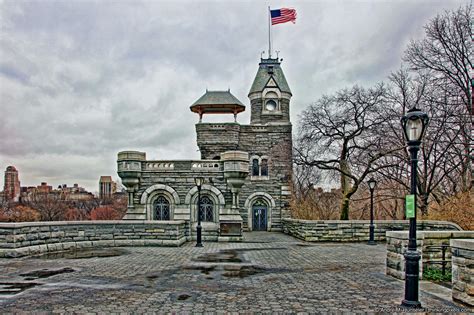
[219,151,249,241]
[117,151,146,220]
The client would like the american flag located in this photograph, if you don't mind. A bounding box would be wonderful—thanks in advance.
[270,8,297,25]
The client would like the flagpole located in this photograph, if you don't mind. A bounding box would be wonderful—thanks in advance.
[268,6,272,58]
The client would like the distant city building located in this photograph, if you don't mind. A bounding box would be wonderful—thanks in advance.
[57,183,92,201]
[99,176,116,199]
[3,166,21,202]
[57,183,86,193]
[20,182,93,202]
[36,182,53,194]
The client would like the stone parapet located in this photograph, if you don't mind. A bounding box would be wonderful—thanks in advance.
[385,231,474,281]
[0,220,187,258]
[282,219,461,242]
[451,239,474,306]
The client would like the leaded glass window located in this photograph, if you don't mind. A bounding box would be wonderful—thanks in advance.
[253,199,267,207]
[252,159,259,176]
[154,196,170,220]
[199,196,214,222]
[261,159,268,176]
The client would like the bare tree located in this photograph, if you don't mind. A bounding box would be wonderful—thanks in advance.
[26,192,67,221]
[379,68,466,215]
[296,84,399,219]
[404,5,473,190]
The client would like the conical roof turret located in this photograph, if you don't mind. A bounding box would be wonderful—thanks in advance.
[248,58,291,96]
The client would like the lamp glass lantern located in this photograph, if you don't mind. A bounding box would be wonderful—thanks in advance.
[401,107,429,143]
[368,177,376,190]
[194,177,204,187]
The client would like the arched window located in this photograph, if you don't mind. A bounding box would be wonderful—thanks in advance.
[264,91,279,112]
[199,196,214,222]
[261,159,268,176]
[252,159,259,176]
[154,196,170,220]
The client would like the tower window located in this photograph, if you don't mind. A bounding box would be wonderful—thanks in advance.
[265,99,277,111]
[252,159,259,176]
[261,159,268,176]
[251,156,269,179]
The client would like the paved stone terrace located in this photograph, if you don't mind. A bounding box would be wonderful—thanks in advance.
[0,232,471,314]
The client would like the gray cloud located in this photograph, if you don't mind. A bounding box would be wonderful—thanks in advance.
[0,0,465,191]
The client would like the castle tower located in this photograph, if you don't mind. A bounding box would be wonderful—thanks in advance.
[4,166,21,202]
[192,90,245,160]
[248,57,292,125]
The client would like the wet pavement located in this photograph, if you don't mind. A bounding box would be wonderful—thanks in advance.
[0,232,471,313]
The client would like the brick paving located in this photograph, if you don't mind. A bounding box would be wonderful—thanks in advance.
[0,232,471,313]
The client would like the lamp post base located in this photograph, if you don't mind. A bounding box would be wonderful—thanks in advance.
[196,224,203,247]
[368,224,376,245]
[401,299,421,308]
[402,249,421,308]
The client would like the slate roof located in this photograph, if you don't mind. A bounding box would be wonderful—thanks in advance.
[190,90,245,115]
[249,58,292,95]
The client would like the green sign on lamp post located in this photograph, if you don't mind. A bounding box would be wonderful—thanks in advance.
[406,194,415,219]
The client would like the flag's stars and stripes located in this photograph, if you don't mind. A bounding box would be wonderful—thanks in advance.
[270,8,297,25]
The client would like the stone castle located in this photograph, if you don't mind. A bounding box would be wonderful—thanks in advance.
[117,57,293,241]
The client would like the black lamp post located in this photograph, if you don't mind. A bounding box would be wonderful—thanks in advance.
[367,177,376,245]
[194,177,204,247]
[400,107,429,308]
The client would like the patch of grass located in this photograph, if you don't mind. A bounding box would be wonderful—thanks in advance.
[423,267,451,282]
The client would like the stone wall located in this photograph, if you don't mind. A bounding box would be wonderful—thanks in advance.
[386,231,474,280]
[0,220,187,258]
[282,219,461,242]
[450,239,474,306]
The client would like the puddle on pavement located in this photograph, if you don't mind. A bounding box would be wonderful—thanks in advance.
[192,247,286,264]
[169,292,196,302]
[141,248,293,290]
[176,263,291,281]
[183,265,217,275]
[177,293,192,300]
[222,265,265,278]
[194,250,243,263]
[0,282,42,295]
[20,267,75,279]
[31,248,129,260]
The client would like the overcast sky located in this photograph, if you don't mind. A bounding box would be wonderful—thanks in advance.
[0,0,466,193]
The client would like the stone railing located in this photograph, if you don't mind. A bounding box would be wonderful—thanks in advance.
[0,220,187,258]
[145,161,175,170]
[386,231,474,280]
[191,161,222,170]
[141,160,222,171]
[451,239,473,306]
[282,219,461,242]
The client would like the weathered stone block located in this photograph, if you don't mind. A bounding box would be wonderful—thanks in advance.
[76,241,93,248]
